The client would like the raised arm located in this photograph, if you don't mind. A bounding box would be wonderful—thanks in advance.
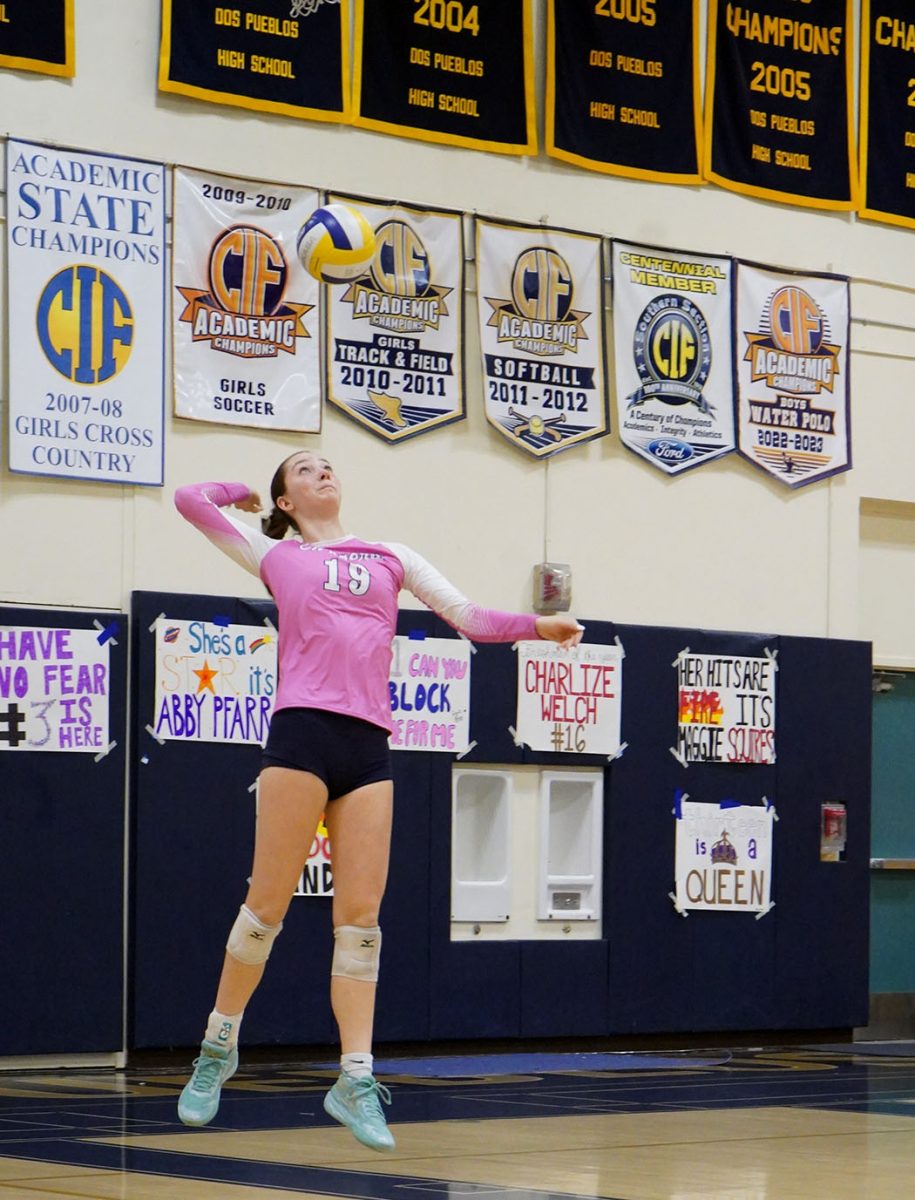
[389,543,582,647]
[174,482,275,578]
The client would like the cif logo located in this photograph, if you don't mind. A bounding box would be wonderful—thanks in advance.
[37,265,133,384]
[632,296,710,404]
[370,220,431,296]
[768,286,825,354]
[512,248,573,322]
[209,225,287,315]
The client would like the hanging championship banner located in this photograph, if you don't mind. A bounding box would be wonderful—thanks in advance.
[859,0,915,229]
[388,635,471,752]
[476,218,609,458]
[152,618,277,745]
[6,139,166,485]
[612,241,735,475]
[0,0,73,76]
[326,195,465,442]
[674,649,776,766]
[546,0,701,184]
[353,0,536,155]
[0,627,110,754]
[674,797,774,915]
[159,0,350,123]
[703,0,856,211]
[736,263,851,488]
[516,642,622,756]
[172,167,320,432]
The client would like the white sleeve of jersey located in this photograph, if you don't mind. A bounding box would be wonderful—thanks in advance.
[384,541,477,628]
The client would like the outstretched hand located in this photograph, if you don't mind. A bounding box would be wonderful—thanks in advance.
[535,614,584,649]
[234,491,263,514]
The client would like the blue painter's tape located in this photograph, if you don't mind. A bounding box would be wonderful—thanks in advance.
[720,798,742,809]
[96,622,119,645]
[673,788,685,819]
[408,629,426,640]
[212,615,231,627]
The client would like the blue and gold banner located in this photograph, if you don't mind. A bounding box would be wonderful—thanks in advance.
[704,0,856,211]
[476,218,609,459]
[158,0,350,123]
[0,0,73,77]
[546,0,701,184]
[6,139,166,485]
[859,0,915,229]
[353,0,536,155]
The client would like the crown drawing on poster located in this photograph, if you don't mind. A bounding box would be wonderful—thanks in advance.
[710,831,738,867]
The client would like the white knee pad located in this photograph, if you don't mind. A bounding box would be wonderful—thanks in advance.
[226,904,283,965]
[332,925,382,982]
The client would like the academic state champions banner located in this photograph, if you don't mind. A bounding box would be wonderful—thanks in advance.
[326,194,465,442]
[546,0,701,184]
[172,167,321,432]
[159,0,350,122]
[0,0,73,76]
[6,139,166,485]
[704,0,856,211]
[476,218,608,458]
[353,0,536,155]
[612,241,735,475]
[859,0,915,229]
[736,262,851,488]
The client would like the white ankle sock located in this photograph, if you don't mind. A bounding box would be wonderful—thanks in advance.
[340,1051,373,1079]
[205,1009,243,1050]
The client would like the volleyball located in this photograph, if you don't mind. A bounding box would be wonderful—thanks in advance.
[296,203,377,283]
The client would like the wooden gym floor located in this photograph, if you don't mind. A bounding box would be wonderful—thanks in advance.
[1,1044,915,1198]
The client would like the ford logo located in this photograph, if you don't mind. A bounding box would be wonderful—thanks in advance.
[648,438,693,462]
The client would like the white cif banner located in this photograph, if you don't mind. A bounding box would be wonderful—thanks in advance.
[612,241,735,474]
[477,218,609,458]
[152,618,276,745]
[516,641,622,755]
[674,649,776,766]
[172,167,321,432]
[0,627,110,753]
[736,262,851,488]
[6,139,165,485]
[326,195,465,442]
[674,797,774,916]
[388,635,471,752]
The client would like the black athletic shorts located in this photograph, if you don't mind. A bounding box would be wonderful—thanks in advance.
[261,707,392,800]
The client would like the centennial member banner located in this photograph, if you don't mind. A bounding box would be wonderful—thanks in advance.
[673,649,776,766]
[704,0,856,210]
[326,194,465,442]
[353,0,536,155]
[736,262,851,488]
[476,218,609,458]
[546,0,701,184]
[674,797,774,915]
[388,635,472,753]
[152,618,277,746]
[159,0,350,122]
[0,627,110,754]
[516,641,623,756]
[172,167,320,432]
[0,0,73,76]
[5,139,166,485]
[859,0,915,229]
[612,241,735,475]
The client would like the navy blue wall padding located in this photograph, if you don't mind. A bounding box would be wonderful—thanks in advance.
[0,605,126,1055]
[130,591,871,1048]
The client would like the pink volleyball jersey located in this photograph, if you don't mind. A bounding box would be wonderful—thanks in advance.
[175,482,540,732]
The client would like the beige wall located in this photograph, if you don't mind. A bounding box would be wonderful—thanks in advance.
[1,1,913,660]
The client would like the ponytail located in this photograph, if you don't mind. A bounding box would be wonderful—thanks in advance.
[261,505,295,540]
